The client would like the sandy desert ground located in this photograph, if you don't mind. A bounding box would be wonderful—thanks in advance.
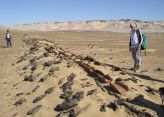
[0,30,164,117]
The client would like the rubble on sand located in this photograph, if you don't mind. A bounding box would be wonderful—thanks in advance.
[33,87,55,103]
[13,39,162,117]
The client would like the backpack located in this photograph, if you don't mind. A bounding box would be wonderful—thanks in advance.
[141,33,148,50]
[136,29,148,56]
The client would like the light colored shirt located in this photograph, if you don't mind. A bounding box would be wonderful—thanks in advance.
[130,30,139,48]
[7,33,10,38]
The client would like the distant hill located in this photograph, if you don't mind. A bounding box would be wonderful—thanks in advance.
[8,20,164,32]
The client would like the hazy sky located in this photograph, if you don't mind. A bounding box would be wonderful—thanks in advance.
[0,0,164,26]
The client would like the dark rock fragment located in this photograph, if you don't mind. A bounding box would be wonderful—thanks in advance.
[14,98,26,106]
[31,62,38,71]
[67,73,76,81]
[33,94,46,103]
[24,75,35,82]
[58,80,63,85]
[94,61,101,65]
[115,78,123,82]
[45,87,55,94]
[61,81,73,91]
[29,57,37,65]
[16,56,26,63]
[72,91,84,101]
[32,85,40,93]
[29,46,38,54]
[12,113,18,117]
[22,64,30,70]
[60,90,73,100]
[60,73,76,91]
[48,67,56,76]
[67,61,74,68]
[100,103,106,112]
[43,61,54,67]
[155,67,163,71]
[39,75,49,82]
[25,92,31,95]
[120,71,126,75]
[16,93,24,97]
[27,105,42,115]
[82,56,95,62]
[54,99,78,112]
[145,86,158,95]
[56,106,80,117]
[87,89,97,96]
[95,70,104,76]
[43,52,49,57]
[45,46,54,53]
[107,99,125,111]
[112,66,120,71]
[81,78,88,81]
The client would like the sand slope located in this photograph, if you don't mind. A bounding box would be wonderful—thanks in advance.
[0,30,164,117]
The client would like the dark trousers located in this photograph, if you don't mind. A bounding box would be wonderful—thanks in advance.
[6,38,12,47]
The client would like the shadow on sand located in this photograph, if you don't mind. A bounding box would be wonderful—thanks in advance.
[103,63,164,116]
[0,45,8,48]
[104,63,164,83]
[129,95,164,117]
[132,73,164,83]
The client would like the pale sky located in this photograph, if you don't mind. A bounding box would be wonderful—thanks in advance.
[0,0,164,26]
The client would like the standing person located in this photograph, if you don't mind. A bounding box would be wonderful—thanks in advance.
[129,23,143,72]
[5,30,12,47]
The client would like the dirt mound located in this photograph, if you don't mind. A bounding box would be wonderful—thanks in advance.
[9,39,163,117]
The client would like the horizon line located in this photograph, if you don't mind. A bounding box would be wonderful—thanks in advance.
[1,18,164,27]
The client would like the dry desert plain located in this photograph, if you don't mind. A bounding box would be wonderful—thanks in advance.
[0,30,164,117]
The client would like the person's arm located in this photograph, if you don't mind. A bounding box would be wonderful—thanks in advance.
[138,29,143,46]
[10,33,12,39]
[129,37,131,51]
[136,29,142,51]
[5,33,7,39]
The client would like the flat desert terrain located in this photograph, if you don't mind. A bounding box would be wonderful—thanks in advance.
[0,30,164,117]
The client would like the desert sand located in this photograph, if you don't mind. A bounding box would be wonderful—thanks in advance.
[0,29,164,117]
